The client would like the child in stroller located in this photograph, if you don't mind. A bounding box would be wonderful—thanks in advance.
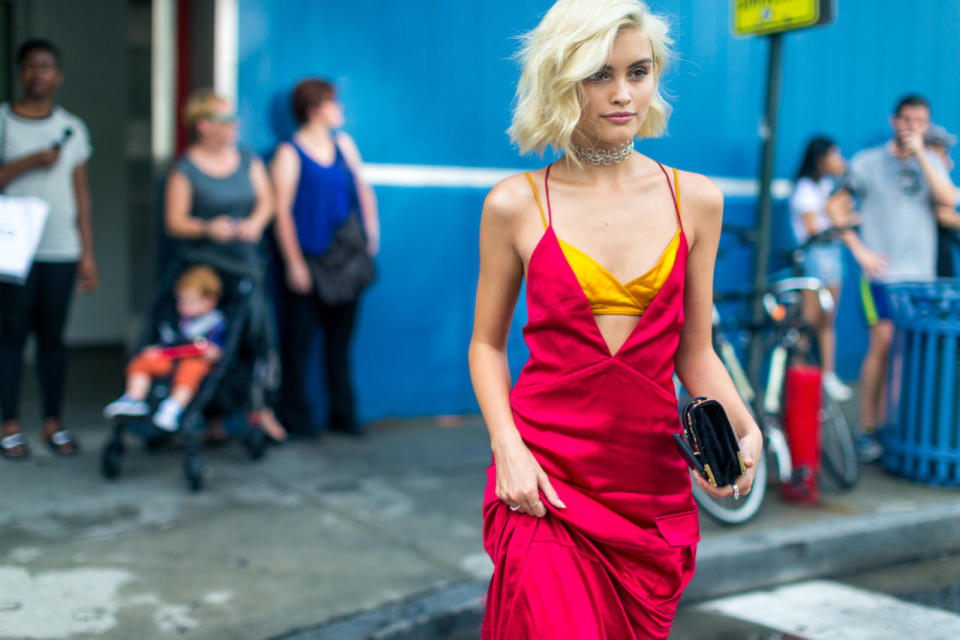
[104,265,225,430]
[101,248,281,490]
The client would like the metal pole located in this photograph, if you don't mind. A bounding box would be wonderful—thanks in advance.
[747,32,784,418]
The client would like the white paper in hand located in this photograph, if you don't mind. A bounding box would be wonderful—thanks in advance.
[0,195,50,284]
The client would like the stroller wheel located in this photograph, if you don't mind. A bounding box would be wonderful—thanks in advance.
[101,438,124,479]
[242,427,267,461]
[184,454,205,492]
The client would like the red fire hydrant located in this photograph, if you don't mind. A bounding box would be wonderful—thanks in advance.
[781,364,822,504]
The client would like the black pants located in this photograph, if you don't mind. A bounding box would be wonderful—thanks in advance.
[0,261,78,422]
[279,290,358,433]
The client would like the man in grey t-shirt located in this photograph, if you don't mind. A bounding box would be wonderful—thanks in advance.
[832,95,956,461]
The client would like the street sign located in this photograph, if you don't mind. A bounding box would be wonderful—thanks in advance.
[733,0,834,37]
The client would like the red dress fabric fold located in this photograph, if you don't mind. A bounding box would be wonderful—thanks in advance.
[481,165,699,639]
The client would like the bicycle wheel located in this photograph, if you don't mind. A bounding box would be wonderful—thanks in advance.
[819,392,859,489]
[691,452,767,526]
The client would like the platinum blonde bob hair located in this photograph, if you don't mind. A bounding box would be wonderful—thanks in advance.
[509,0,673,158]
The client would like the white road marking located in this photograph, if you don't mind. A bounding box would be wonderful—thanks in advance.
[696,580,960,640]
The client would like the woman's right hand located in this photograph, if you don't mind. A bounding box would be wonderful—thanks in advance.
[207,216,237,244]
[493,434,566,517]
[286,258,312,294]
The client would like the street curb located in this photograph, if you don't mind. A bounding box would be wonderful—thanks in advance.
[685,501,960,600]
[277,501,960,639]
[271,581,486,640]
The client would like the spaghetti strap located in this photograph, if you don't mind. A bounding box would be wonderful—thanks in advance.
[525,172,548,230]
[672,167,682,221]
[544,164,554,227]
[656,162,682,232]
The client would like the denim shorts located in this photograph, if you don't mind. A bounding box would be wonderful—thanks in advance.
[802,242,844,287]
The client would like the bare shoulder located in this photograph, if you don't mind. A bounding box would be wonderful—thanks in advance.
[274,140,296,155]
[676,170,723,212]
[335,131,361,159]
[272,141,298,164]
[167,168,189,187]
[249,153,267,170]
[483,172,540,227]
[675,169,723,236]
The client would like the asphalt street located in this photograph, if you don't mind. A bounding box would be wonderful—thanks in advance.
[2,348,959,640]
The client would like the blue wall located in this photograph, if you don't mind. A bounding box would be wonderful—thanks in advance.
[238,0,960,422]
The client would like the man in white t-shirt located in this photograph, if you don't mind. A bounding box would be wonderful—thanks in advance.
[0,39,97,459]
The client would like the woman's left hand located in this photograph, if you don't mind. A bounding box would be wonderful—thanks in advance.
[234,218,264,243]
[692,426,763,500]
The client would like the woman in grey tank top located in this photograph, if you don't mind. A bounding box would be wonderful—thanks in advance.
[165,89,273,264]
[162,89,286,442]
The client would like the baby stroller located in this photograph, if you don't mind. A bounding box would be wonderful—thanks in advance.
[100,245,280,491]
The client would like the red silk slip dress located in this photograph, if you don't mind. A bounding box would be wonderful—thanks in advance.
[481,163,699,639]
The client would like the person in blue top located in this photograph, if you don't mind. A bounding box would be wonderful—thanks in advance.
[271,78,379,436]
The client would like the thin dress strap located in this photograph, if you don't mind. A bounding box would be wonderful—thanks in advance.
[656,161,683,232]
[544,164,554,227]
[525,172,548,230]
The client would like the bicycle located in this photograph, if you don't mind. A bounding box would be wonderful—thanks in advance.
[680,227,859,525]
[780,227,859,490]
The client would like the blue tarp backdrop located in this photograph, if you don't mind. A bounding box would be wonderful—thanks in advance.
[237,0,960,423]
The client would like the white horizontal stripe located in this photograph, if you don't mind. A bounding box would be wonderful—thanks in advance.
[363,163,794,198]
[696,580,960,640]
[364,164,518,189]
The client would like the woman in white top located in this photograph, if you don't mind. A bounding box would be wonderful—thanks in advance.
[789,136,852,401]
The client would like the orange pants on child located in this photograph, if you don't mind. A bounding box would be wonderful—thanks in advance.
[126,353,211,393]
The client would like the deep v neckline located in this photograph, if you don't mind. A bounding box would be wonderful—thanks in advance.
[536,226,686,358]
[535,162,687,357]
[556,230,680,288]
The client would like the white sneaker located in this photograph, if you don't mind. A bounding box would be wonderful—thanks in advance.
[104,395,149,419]
[822,371,853,401]
[153,398,184,432]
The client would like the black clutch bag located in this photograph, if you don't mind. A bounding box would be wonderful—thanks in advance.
[674,397,746,488]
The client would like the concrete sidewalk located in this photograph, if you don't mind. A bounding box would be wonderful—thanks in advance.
[1,348,958,640]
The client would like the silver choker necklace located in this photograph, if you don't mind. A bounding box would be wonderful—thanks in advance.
[573,140,635,166]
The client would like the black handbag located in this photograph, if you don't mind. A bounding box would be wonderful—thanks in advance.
[305,210,376,306]
[674,397,746,488]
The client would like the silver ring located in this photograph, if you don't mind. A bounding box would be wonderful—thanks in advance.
[732,484,740,500]
[509,504,521,511]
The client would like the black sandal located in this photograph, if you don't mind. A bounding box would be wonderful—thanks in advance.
[1,432,30,460]
[45,429,79,456]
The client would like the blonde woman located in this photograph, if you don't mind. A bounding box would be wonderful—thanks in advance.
[165,89,273,263]
[468,1,762,637]
[164,89,285,442]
